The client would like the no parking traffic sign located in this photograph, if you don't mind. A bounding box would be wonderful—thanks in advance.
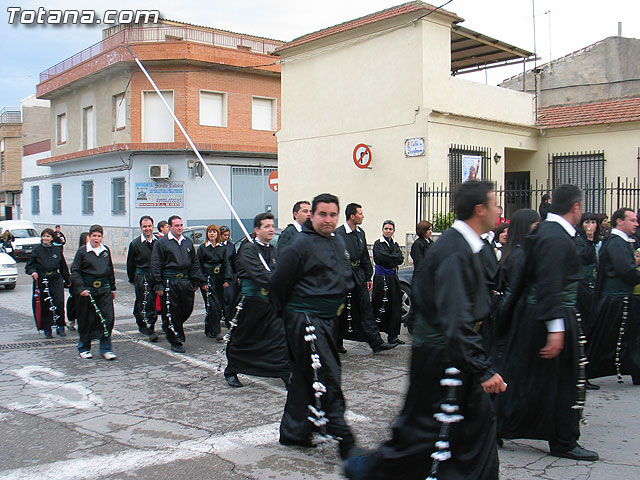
[353,144,372,169]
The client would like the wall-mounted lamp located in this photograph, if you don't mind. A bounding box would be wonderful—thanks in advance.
[493,152,502,165]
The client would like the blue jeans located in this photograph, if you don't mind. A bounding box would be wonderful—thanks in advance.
[77,336,112,354]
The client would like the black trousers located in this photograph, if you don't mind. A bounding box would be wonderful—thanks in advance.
[160,279,194,347]
[133,273,157,334]
[280,310,355,456]
[32,274,65,331]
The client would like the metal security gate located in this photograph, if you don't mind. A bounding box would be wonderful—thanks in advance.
[230,167,278,240]
[550,151,605,213]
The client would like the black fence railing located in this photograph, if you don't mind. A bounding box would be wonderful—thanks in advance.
[416,177,640,230]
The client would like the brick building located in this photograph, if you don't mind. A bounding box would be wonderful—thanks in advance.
[23,19,283,254]
[0,107,23,220]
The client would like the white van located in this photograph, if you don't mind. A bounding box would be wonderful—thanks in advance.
[0,220,41,260]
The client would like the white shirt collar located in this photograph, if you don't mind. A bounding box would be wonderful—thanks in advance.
[168,231,184,245]
[293,221,303,232]
[86,243,107,255]
[481,230,495,243]
[343,222,361,234]
[451,220,484,254]
[140,234,156,243]
[255,238,270,247]
[611,228,632,242]
[379,236,391,246]
[546,213,577,237]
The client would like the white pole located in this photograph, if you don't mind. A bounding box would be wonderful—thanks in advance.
[124,45,270,271]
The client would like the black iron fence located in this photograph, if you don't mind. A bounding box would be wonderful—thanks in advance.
[416,177,640,230]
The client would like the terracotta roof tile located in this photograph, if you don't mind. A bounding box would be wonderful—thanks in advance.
[276,1,462,53]
[537,96,640,129]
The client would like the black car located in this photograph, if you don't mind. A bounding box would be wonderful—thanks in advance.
[397,267,414,324]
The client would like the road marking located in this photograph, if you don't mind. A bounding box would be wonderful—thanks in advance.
[0,422,281,480]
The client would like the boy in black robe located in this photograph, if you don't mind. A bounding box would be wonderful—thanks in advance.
[496,184,598,461]
[344,181,506,480]
[335,203,396,354]
[151,215,203,353]
[71,224,117,360]
[271,193,359,460]
[126,215,159,342]
[587,207,640,385]
[224,212,289,387]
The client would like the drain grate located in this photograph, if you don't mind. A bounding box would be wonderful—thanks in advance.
[0,333,132,351]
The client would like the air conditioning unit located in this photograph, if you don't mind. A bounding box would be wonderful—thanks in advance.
[149,164,170,180]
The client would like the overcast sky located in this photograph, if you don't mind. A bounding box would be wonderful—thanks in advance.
[1,0,639,108]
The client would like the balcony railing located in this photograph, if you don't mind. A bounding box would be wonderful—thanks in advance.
[40,26,283,82]
[0,107,21,124]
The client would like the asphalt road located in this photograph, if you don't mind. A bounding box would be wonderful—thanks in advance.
[0,261,639,479]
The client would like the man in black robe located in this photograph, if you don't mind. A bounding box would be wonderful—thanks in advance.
[127,215,159,342]
[151,215,203,353]
[344,180,506,480]
[587,207,640,385]
[496,184,599,461]
[224,212,289,387]
[277,200,310,251]
[271,193,360,460]
[335,203,397,354]
[71,224,117,360]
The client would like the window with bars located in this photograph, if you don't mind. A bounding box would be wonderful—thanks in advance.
[31,186,40,215]
[550,151,605,213]
[448,144,491,193]
[111,177,126,214]
[82,180,94,215]
[52,184,62,215]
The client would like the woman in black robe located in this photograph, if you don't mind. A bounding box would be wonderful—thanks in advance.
[25,228,70,338]
[197,224,232,340]
[372,220,405,344]
[219,225,237,326]
[575,213,600,338]
[409,220,433,270]
[71,225,117,360]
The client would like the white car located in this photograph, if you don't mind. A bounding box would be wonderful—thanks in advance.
[0,245,18,290]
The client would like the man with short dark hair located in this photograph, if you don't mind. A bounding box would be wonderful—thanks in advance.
[277,201,311,251]
[272,193,361,460]
[151,215,203,353]
[224,212,289,388]
[52,225,66,247]
[127,215,159,342]
[587,207,640,386]
[335,203,397,354]
[344,181,505,479]
[497,184,599,461]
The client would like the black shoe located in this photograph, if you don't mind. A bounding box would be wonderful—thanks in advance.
[340,445,371,460]
[171,344,185,353]
[372,342,399,353]
[337,346,347,354]
[550,445,599,461]
[279,437,315,448]
[388,337,405,345]
[343,454,371,480]
[148,332,159,343]
[585,380,600,390]
[225,375,243,388]
[56,326,66,337]
[632,376,640,385]
[44,330,53,339]
[67,322,76,331]
[215,333,224,342]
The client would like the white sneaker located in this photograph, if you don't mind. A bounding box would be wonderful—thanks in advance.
[79,351,93,359]
[102,351,117,361]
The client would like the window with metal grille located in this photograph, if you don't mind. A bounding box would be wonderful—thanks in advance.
[448,144,491,193]
[52,184,62,215]
[111,177,126,214]
[82,180,94,215]
[550,151,605,213]
[31,186,40,215]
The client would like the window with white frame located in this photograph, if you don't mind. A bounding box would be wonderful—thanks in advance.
[252,97,276,131]
[83,106,95,149]
[31,186,40,215]
[56,113,67,144]
[82,180,94,215]
[52,184,62,215]
[199,91,226,127]
[142,91,174,142]
[114,93,126,129]
[111,177,126,214]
